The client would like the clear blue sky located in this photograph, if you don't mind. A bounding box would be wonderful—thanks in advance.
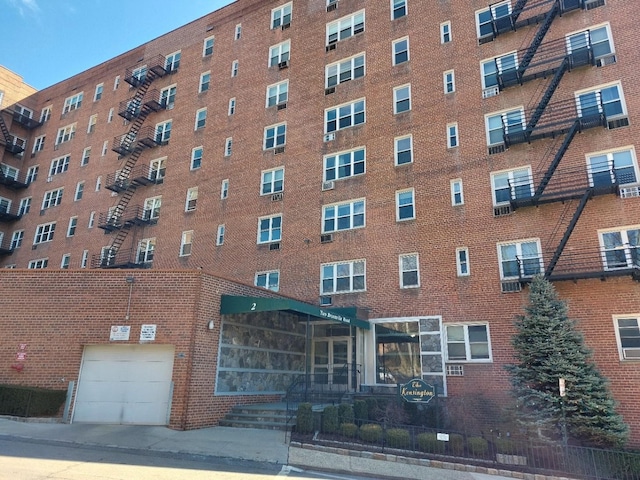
[1,0,234,90]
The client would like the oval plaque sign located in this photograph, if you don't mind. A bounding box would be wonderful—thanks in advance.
[400,379,436,403]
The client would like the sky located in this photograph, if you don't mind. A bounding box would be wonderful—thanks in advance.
[1,0,234,90]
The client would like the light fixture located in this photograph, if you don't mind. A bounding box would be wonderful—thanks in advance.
[207,320,215,330]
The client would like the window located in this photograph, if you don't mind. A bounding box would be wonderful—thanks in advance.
[614,316,640,360]
[476,1,511,39]
[216,225,225,246]
[56,124,76,145]
[231,60,239,77]
[396,189,415,221]
[87,114,97,134]
[444,70,455,94]
[269,40,290,67]
[11,230,24,249]
[235,24,242,40]
[32,135,45,153]
[40,106,52,123]
[49,156,70,176]
[203,36,215,57]
[165,51,181,72]
[447,123,459,148]
[28,259,48,269]
[393,136,413,166]
[150,157,166,183]
[440,21,451,43]
[326,54,365,87]
[399,253,419,288]
[485,107,525,145]
[491,167,533,205]
[19,197,31,216]
[67,217,77,237]
[327,10,365,45]
[498,239,543,279]
[224,137,233,157]
[143,196,162,221]
[446,324,491,362]
[108,108,114,123]
[323,199,365,233]
[95,176,102,192]
[185,187,198,211]
[267,80,289,107]
[587,148,638,187]
[450,179,464,206]
[199,72,210,93]
[272,3,292,29]
[456,247,470,276]
[42,188,63,210]
[599,227,639,270]
[102,141,108,156]
[566,24,614,61]
[61,254,71,269]
[257,215,282,244]
[155,121,172,144]
[481,52,518,90]
[191,146,203,170]
[26,166,38,184]
[80,147,91,166]
[0,196,11,214]
[576,83,626,120]
[227,98,237,116]
[394,85,411,114]
[1,164,18,180]
[88,211,95,228]
[180,231,193,256]
[392,38,409,65]
[324,147,366,181]
[94,83,103,101]
[34,222,56,244]
[256,271,280,292]
[63,92,83,113]
[160,85,176,108]
[74,182,84,201]
[325,99,365,133]
[113,76,120,90]
[261,167,284,195]
[221,179,229,199]
[137,238,156,264]
[264,123,286,149]
[195,108,207,130]
[321,259,365,294]
[391,0,407,20]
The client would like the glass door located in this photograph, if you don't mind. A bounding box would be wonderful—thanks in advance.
[313,338,351,388]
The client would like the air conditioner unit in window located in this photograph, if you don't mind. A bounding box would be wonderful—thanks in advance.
[271,192,284,201]
[326,43,337,52]
[323,133,335,143]
[596,54,616,67]
[320,234,333,243]
[326,2,338,12]
[325,87,336,95]
[501,280,522,293]
[277,102,287,111]
[281,22,291,31]
[46,176,52,183]
[274,146,285,155]
[322,180,335,191]
[584,0,605,10]
[278,60,290,70]
[608,117,629,130]
[269,242,281,251]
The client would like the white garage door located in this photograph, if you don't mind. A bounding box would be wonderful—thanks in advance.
[73,345,175,425]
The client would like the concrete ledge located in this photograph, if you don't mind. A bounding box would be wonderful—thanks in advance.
[0,416,62,424]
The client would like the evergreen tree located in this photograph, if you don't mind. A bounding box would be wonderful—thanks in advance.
[505,276,628,448]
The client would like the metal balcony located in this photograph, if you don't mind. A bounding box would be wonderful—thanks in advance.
[0,170,29,190]
[0,238,14,256]
[117,90,166,120]
[0,204,22,222]
[91,248,153,269]
[11,111,42,130]
[112,126,162,156]
[105,164,163,193]
[124,55,167,87]
[98,205,158,232]
[4,136,25,155]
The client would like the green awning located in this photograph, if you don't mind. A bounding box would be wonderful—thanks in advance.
[220,295,370,330]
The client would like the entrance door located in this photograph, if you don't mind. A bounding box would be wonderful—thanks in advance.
[313,338,351,388]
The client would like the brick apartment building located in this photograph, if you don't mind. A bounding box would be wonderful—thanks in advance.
[0,0,639,442]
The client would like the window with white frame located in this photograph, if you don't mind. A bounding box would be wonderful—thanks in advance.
[137,238,156,264]
[199,72,210,93]
[327,10,365,45]
[272,2,292,29]
[261,167,284,195]
[165,51,181,72]
[576,83,626,120]
[324,147,366,181]
[446,324,491,362]
[392,38,409,65]
[88,211,95,228]
[476,1,512,39]
[81,147,91,166]
[94,83,103,101]
[87,114,97,134]
[267,80,289,107]
[81,250,89,268]
[444,70,455,94]
[326,53,365,87]
[113,76,120,91]
[231,60,239,77]
[56,124,75,145]
[155,120,172,144]
[391,0,407,19]
[11,230,24,249]
[42,188,63,210]
[223,137,232,157]
[26,166,38,184]
[34,222,56,244]
[264,123,286,149]
[221,179,229,199]
[0,196,11,214]
[396,188,415,221]
[447,123,458,148]
[74,182,84,201]
[150,157,166,183]
[491,167,533,205]
[587,148,638,187]
[394,136,412,166]
[160,85,176,108]
[195,108,207,130]
[566,24,614,61]
[235,24,242,40]
[325,99,365,133]
[456,247,470,276]
[203,36,215,57]
[180,231,193,256]
[131,65,147,84]
[269,40,290,67]
[485,107,525,145]
[440,21,451,43]
[40,106,52,123]
[28,258,48,269]
[481,52,518,90]
[599,226,639,270]
[61,254,71,269]
[399,253,419,288]
[63,92,83,113]
[323,199,365,233]
[191,146,203,170]
[19,197,31,216]
[255,271,280,292]
[498,239,543,280]
[0,164,18,180]
[228,98,236,116]
[102,141,108,156]
[108,108,114,123]
[394,85,411,114]
[33,135,45,153]
[614,316,640,360]
[450,179,464,206]
[143,196,161,221]
[257,215,282,244]
[185,187,198,211]
[49,156,70,176]
[67,217,77,237]
[321,259,365,294]
[216,225,225,245]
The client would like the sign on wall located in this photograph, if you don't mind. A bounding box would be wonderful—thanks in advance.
[399,378,436,403]
[140,324,157,342]
[110,326,131,341]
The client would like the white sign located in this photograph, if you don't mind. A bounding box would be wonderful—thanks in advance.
[437,433,450,442]
[110,325,131,341]
[140,324,157,342]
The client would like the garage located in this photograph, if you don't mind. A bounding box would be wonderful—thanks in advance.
[73,345,175,425]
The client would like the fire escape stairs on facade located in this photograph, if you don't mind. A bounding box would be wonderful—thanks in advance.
[0,113,23,155]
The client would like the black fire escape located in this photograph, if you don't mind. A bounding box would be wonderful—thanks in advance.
[92,55,170,269]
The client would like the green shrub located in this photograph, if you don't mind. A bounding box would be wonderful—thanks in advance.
[338,403,354,425]
[365,398,378,420]
[495,437,519,455]
[295,403,313,434]
[340,422,358,438]
[322,405,339,434]
[0,385,66,417]
[386,428,410,449]
[448,433,465,455]
[417,433,445,453]
[354,400,368,423]
[359,424,383,443]
[467,437,489,457]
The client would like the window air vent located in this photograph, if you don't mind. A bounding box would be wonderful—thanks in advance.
[269,242,281,251]
[31,245,37,250]
[274,146,285,155]
[278,60,290,70]
[620,185,640,199]
[608,117,629,130]
[320,296,332,306]
[271,192,284,201]
[327,1,338,12]
[325,87,336,95]
[322,180,335,191]
[584,0,605,11]
[323,133,335,143]
[39,209,45,216]
[623,348,640,360]
[501,281,522,293]
[281,22,291,31]
[493,205,513,217]
[446,365,464,376]
[482,87,499,99]
[488,144,506,155]
[277,102,287,111]
[46,176,52,183]
[596,54,616,67]
[326,43,337,52]
[320,233,333,243]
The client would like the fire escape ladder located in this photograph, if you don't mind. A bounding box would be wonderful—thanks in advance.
[0,113,12,145]
[544,188,593,278]
[534,118,580,198]
[526,56,570,133]
[517,1,560,76]
[511,0,530,24]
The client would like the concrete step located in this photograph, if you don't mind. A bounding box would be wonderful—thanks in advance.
[218,418,293,430]
[220,403,295,431]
